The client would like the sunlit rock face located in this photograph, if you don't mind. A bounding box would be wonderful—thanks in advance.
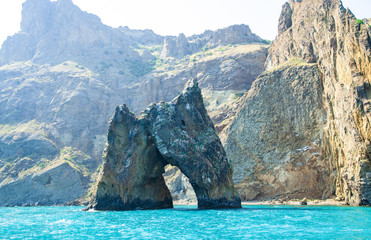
[87,80,241,210]
[222,0,371,206]
[160,24,266,59]
[0,0,267,207]
[221,63,329,201]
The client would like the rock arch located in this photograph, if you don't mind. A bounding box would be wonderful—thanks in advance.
[86,80,241,210]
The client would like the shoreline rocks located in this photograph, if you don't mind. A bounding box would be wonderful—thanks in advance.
[86,80,241,211]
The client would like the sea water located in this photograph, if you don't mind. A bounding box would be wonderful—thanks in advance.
[0,205,370,239]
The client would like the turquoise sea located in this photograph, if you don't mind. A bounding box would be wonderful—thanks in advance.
[0,205,370,239]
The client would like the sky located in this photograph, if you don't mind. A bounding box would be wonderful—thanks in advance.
[0,0,370,46]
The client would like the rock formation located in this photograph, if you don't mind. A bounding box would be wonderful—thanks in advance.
[160,24,266,59]
[87,80,241,210]
[0,0,267,206]
[221,62,329,200]
[0,162,88,206]
[125,44,268,123]
[222,0,371,205]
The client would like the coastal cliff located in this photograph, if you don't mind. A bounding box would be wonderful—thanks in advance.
[1,0,369,207]
[0,0,267,206]
[222,0,371,205]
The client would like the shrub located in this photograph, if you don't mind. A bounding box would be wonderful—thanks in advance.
[356,19,364,25]
[128,60,155,77]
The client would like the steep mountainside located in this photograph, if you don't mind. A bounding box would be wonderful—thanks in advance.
[221,62,330,200]
[222,0,371,205]
[0,0,268,206]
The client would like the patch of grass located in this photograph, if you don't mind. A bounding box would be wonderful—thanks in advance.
[128,59,155,77]
[38,162,46,169]
[132,44,163,57]
[233,92,244,100]
[96,163,102,173]
[356,19,364,25]
[217,47,226,52]
[0,121,47,137]
[59,147,92,177]
[202,46,210,52]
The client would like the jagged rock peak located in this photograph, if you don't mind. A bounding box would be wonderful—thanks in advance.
[87,79,241,210]
[20,0,55,35]
[21,0,100,35]
[207,24,263,46]
[161,24,267,58]
[278,2,293,34]
[160,33,191,59]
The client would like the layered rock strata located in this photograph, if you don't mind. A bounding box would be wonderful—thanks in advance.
[87,80,241,210]
[160,24,265,59]
[0,162,88,206]
[0,0,268,206]
[222,0,371,205]
[221,62,329,200]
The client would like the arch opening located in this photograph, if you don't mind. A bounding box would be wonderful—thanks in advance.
[162,165,197,206]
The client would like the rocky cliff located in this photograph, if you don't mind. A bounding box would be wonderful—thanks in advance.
[221,62,329,200]
[87,80,241,210]
[222,0,371,205]
[160,25,266,59]
[0,162,88,207]
[0,0,267,206]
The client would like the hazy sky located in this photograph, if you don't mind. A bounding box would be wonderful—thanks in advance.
[0,0,370,46]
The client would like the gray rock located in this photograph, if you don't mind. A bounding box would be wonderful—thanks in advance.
[0,162,88,206]
[87,80,241,210]
[278,3,293,34]
[223,0,371,206]
[221,63,330,201]
[161,24,266,58]
[0,0,268,206]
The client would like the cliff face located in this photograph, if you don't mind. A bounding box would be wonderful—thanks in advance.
[88,80,241,210]
[0,0,267,206]
[125,44,268,124]
[223,0,371,205]
[0,162,88,207]
[160,25,266,59]
[221,62,329,200]
[0,0,157,84]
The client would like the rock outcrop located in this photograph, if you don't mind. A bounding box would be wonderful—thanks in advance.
[0,0,267,206]
[222,0,371,205]
[160,24,266,59]
[0,162,88,206]
[0,0,161,84]
[221,62,330,200]
[87,80,241,210]
[125,44,268,122]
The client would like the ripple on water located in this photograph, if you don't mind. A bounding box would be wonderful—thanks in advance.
[0,205,370,239]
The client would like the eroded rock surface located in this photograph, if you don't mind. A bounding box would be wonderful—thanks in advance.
[221,63,329,200]
[160,24,265,59]
[0,162,88,206]
[0,1,268,206]
[88,80,241,210]
[222,0,371,205]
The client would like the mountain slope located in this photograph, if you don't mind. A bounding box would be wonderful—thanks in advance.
[0,0,268,206]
